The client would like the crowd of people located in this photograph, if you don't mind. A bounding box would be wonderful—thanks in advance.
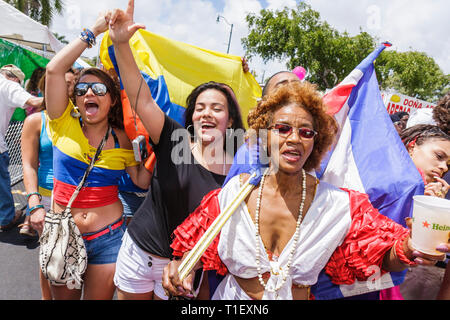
[0,0,449,300]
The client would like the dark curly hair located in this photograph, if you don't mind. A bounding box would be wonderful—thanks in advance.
[401,124,450,148]
[247,81,338,171]
[433,92,450,135]
[74,68,124,130]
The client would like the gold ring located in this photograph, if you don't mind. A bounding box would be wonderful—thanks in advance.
[436,191,443,197]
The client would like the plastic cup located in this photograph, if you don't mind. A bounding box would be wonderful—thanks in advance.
[411,195,450,257]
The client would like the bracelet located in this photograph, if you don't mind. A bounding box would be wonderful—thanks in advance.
[26,192,42,201]
[28,204,45,216]
[394,235,417,266]
[79,28,96,48]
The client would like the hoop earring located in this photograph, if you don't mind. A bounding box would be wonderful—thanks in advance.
[71,106,81,118]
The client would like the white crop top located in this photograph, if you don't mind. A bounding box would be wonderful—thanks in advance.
[216,175,353,299]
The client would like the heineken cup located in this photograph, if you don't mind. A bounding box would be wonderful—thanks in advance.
[411,195,450,257]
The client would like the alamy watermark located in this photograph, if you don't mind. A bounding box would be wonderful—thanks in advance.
[169,126,277,169]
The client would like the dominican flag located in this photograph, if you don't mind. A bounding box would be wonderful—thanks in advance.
[224,43,425,299]
[311,42,425,299]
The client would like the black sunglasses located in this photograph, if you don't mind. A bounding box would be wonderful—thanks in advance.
[74,82,108,96]
[269,123,317,139]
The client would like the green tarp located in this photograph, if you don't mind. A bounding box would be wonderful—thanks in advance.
[0,38,49,120]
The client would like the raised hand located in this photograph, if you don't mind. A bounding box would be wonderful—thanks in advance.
[91,11,112,37]
[109,0,146,44]
[424,176,449,198]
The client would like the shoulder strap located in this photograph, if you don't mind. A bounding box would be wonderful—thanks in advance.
[111,129,120,148]
[65,126,111,210]
[40,111,46,131]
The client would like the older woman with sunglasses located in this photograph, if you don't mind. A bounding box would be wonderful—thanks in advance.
[163,81,442,300]
[44,12,150,300]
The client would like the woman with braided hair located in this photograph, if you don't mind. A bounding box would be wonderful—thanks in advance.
[398,124,450,300]
[401,124,450,198]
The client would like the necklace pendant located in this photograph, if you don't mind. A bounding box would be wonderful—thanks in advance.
[254,168,307,296]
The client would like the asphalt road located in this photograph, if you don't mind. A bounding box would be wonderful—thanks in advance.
[0,216,42,300]
[1,179,41,300]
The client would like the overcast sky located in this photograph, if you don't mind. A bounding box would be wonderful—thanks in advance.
[50,0,450,84]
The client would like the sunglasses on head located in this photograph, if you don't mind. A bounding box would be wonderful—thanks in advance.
[74,82,108,96]
[269,123,317,139]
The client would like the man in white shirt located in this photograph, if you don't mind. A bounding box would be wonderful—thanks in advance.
[0,64,43,231]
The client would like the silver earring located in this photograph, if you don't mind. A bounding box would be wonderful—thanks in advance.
[71,107,81,118]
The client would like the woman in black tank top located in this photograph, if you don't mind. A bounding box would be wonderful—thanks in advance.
[109,2,245,300]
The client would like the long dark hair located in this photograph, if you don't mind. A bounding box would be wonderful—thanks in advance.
[184,81,245,154]
[74,68,123,129]
[26,67,45,93]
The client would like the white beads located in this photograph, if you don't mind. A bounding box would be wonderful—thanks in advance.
[255,168,307,294]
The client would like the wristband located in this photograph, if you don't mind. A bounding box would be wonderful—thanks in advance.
[79,28,96,48]
[394,234,417,266]
[28,204,45,216]
[26,192,42,202]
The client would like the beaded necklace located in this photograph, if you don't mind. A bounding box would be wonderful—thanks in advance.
[255,167,307,294]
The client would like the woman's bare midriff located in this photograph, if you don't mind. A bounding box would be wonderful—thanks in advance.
[234,275,310,300]
[53,200,124,234]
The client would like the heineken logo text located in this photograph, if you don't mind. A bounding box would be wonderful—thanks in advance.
[422,221,450,231]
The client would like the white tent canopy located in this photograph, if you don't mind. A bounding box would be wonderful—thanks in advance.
[0,0,90,68]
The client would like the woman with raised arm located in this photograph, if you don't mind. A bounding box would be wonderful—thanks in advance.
[44,11,150,300]
[163,81,444,300]
[108,0,245,300]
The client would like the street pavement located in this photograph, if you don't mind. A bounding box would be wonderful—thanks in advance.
[0,217,42,300]
[0,180,41,300]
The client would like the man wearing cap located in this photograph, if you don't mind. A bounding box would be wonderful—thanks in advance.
[0,64,43,231]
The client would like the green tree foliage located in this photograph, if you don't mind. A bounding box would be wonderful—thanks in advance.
[5,0,64,26]
[242,3,375,90]
[242,3,449,101]
[375,51,449,102]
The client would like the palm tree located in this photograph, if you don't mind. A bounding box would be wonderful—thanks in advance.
[5,0,64,26]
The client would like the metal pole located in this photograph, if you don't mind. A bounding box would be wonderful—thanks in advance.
[227,23,233,54]
[217,15,233,54]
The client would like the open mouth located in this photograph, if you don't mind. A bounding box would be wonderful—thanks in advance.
[85,102,99,117]
[281,149,302,162]
[201,122,216,130]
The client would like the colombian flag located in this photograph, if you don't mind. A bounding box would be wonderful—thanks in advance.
[100,29,261,172]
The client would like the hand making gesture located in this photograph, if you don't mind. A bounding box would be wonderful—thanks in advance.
[109,0,146,44]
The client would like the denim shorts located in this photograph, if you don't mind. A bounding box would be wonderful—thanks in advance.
[82,217,127,265]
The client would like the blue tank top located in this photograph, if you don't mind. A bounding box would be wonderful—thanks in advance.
[38,111,53,195]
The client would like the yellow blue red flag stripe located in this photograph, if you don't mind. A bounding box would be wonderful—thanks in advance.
[100,29,262,127]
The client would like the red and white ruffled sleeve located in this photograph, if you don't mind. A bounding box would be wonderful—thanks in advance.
[170,189,228,276]
[325,188,410,285]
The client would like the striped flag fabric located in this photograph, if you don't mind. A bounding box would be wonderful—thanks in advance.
[317,42,423,226]
[312,42,424,299]
[99,29,261,127]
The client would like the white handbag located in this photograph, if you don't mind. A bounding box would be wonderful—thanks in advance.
[39,127,110,289]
